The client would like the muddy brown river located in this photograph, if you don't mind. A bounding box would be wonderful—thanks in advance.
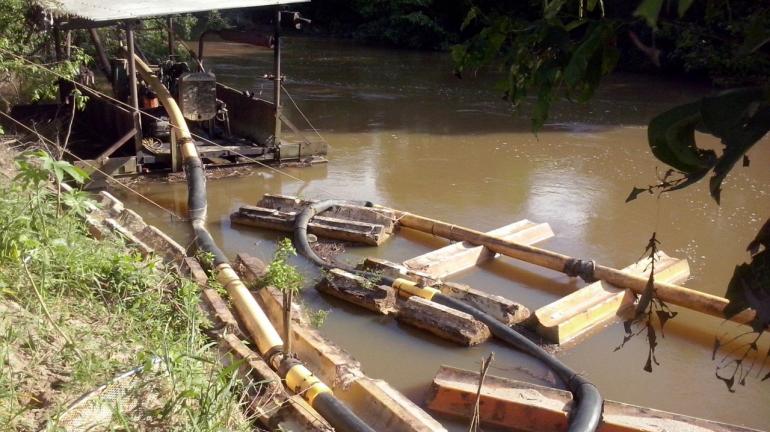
[115,38,770,430]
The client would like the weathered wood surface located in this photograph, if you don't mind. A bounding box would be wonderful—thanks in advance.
[533,251,690,345]
[426,366,760,432]
[403,220,553,279]
[235,253,446,432]
[361,258,530,326]
[232,205,390,246]
[440,282,530,325]
[318,264,493,345]
[317,268,397,314]
[397,296,491,346]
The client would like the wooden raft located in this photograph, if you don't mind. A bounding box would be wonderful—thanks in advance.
[230,194,396,246]
[426,366,762,432]
[318,220,553,346]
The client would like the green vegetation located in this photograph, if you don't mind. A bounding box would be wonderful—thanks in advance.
[261,238,330,329]
[0,148,251,430]
[0,0,90,108]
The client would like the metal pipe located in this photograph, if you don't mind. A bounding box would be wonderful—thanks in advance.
[273,7,282,143]
[130,54,374,432]
[89,28,112,82]
[125,23,141,154]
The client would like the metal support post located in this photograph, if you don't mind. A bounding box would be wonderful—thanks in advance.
[125,22,143,156]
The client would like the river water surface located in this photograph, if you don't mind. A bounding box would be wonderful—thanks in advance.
[116,38,770,430]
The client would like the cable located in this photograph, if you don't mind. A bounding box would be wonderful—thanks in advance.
[281,84,328,146]
[0,111,184,221]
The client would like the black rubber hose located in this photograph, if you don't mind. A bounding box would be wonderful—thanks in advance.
[311,390,377,432]
[186,170,374,432]
[294,200,603,432]
[432,294,603,432]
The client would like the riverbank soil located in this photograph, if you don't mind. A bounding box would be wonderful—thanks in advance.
[0,139,250,431]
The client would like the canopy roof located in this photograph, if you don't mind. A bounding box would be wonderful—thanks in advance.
[40,0,308,22]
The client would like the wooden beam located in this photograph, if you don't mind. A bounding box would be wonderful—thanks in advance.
[403,220,553,279]
[397,296,491,346]
[95,128,137,163]
[533,251,690,345]
[426,366,761,432]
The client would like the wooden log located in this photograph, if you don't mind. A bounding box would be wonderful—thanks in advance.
[231,205,390,246]
[403,220,553,279]
[440,282,530,325]
[534,251,690,345]
[426,366,760,432]
[361,257,436,285]
[361,258,529,325]
[397,296,491,346]
[317,268,397,314]
[388,208,759,327]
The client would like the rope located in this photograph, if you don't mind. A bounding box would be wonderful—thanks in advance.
[281,84,328,146]
[563,258,597,283]
[0,111,184,221]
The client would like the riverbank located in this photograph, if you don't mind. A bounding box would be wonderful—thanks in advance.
[0,140,250,431]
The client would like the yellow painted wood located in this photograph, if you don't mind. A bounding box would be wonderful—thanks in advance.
[534,252,690,344]
[403,220,554,279]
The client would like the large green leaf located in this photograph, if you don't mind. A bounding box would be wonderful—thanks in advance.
[647,102,715,173]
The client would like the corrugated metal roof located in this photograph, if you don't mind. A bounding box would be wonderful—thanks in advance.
[40,0,309,22]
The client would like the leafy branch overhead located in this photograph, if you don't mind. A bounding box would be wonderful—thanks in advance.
[452,3,618,130]
[629,87,770,204]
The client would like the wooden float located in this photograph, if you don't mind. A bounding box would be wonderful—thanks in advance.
[533,251,691,345]
[231,194,396,246]
[426,365,762,432]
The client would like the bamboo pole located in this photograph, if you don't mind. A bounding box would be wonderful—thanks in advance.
[387,209,758,327]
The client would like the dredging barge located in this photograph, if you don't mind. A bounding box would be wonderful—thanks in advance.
[11,0,326,178]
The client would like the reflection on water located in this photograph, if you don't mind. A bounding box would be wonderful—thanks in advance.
[116,38,770,430]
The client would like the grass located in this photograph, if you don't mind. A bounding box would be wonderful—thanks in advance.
[0,148,253,431]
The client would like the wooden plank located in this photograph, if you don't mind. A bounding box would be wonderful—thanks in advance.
[231,205,390,246]
[403,220,554,279]
[426,366,759,432]
[397,296,491,346]
[533,251,690,345]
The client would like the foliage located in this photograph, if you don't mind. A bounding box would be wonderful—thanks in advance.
[262,237,304,294]
[614,233,678,372]
[0,0,91,106]
[453,3,618,130]
[0,151,251,430]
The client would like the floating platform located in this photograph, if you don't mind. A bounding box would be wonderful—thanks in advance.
[426,366,761,432]
[231,194,396,246]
